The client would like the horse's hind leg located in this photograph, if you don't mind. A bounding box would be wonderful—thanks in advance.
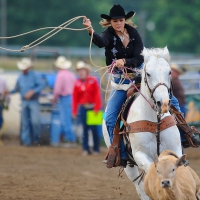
[124,165,149,200]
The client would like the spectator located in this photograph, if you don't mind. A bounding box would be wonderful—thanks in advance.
[53,56,77,147]
[10,58,44,146]
[171,63,189,143]
[0,73,10,131]
[171,63,186,115]
[73,61,102,156]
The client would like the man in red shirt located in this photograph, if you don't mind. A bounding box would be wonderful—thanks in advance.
[72,61,102,155]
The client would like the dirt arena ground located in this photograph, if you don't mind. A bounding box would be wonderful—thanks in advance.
[0,139,200,200]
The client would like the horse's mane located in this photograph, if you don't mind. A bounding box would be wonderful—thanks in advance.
[142,47,170,63]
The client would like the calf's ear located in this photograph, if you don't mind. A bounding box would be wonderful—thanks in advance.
[175,154,186,167]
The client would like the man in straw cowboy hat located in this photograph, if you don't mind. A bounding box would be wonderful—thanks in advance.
[10,57,44,146]
[53,56,77,147]
[72,61,102,156]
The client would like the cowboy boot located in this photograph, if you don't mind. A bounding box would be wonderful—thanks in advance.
[170,105,200,148]
[103,115,128,168]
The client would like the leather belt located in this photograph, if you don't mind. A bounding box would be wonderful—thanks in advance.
[82,104,94,109]
[113,73,137,80]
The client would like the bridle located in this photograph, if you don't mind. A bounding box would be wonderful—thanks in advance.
[143,64,173,156]
[143,64,173,106]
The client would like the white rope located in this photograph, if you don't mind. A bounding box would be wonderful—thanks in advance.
[0,15,126,100]
[0,16,88,52]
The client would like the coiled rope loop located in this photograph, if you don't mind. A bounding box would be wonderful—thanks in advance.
[0,16,150,104]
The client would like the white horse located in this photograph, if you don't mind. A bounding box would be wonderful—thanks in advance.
[102,47,182,200]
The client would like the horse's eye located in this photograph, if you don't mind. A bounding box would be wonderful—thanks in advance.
[147,73,150,77]
[169,71,171,75]
[172,168,175,172]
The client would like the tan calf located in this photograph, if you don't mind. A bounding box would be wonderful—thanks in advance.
[143,150,200,200]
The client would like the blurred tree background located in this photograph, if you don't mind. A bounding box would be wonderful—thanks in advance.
[1,0,200,53]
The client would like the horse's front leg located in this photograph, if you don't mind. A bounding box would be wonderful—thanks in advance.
[130,133,155,173]
[134,151,153,173]
[124,165,149,200]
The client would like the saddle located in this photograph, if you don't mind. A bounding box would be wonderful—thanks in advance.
[104,86,140,169]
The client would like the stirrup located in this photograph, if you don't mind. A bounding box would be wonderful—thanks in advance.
[170,105,200,148]
[104,146,121,168]
[182,134,200,148]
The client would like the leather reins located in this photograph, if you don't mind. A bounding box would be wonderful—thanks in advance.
[114,62,173,156]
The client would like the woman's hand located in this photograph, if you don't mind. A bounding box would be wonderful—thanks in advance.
[115,59,125,68]
[83,16,94,34]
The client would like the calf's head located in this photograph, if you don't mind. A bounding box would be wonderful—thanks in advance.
[154,154,186,188]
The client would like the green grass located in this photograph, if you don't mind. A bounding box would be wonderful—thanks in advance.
[0,57,106,72]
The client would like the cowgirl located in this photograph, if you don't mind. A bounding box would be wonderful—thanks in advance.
[83,4,200,167]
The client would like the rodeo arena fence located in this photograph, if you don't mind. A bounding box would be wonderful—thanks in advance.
[1,44,200,143]
[176,59,200,130]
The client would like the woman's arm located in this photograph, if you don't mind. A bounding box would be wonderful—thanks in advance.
[124,29,144,68]
[83,16,111,48]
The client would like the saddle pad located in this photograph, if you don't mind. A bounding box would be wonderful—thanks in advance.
[122,92,140,121]
[127,116,176,133]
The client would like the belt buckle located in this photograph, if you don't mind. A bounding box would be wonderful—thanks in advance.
[127,73,135,79]
[84,104,93,109]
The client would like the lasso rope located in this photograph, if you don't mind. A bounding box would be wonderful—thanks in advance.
[0,16,90,52]
[0,16,152,105]
[120,66,155,110]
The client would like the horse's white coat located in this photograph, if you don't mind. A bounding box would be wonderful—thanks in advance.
[102,47,182,200]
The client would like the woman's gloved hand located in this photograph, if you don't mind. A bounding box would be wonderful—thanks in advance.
[115,59,126,68]
[83,16,94,34]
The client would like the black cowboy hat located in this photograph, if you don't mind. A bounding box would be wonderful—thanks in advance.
[100,4,135,20]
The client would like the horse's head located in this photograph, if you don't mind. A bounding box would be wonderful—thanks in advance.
[141,47,172,114]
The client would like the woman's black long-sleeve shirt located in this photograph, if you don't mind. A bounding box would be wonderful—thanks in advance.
[91,24,144,69]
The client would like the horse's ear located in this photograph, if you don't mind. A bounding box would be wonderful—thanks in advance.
[162,46,170,63]
[141,47,150,63]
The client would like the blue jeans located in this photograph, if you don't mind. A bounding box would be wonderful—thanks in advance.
[0,106,3,129]
[105,90,128,159]
[59,95,76,142]
[79,106,100,153]
[21,100,41,145]
[180,104,187,117]
[105,91,183,160]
